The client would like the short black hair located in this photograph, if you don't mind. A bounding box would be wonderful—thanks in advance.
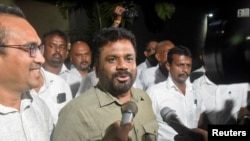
[92,27,137,64]
[0,4,25,18]
[167,45,192,64]
[42,29,68,45]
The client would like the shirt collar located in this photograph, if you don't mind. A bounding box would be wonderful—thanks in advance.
[166,74,193,91]
[201,75,215,85]
[0,91,33,114]
[70,67,82,77]
[60,64,70,75]
[39,68,54,92]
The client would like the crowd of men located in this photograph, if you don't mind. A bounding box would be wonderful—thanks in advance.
[0,3,249,141]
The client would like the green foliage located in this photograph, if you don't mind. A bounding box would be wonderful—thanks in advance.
[35,0,176,38]
[56,1,77,19]
[155,2,175,21]
[86,2,116,40]
[88,2,115,30]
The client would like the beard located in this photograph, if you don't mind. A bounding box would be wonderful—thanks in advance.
[51,53,64,65]
[98,70,136,96]
[79,61,91,71]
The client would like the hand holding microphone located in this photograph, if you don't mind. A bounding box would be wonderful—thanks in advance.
[160,107,207,141]
[102,101,138,141]
[121,101,138,126]
[160,106,188,134]
[102,120,133,141]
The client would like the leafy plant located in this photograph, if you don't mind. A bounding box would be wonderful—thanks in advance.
[155,2,175,21]
[36,0,175,38]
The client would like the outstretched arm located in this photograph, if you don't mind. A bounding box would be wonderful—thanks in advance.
[111,5,125,28]
[171,121,208,141]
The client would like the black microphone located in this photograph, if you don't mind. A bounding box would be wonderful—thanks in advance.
[160,107,183,125]
[121,101,138,126]
[160,107,189,134]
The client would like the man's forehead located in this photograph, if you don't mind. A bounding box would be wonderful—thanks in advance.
[0,15,40,44]
[173,54,192,60]
[148,42,157,46]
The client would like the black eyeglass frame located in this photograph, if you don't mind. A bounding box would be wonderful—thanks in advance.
[145,48,156,52]
[0,43,44,58]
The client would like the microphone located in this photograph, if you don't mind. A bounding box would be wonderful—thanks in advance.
[121,101,138,126]
[160,107,183,125]
[160,107,189,134]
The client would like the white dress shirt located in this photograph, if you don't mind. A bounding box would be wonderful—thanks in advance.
[0,92,54,141]
[193,75,249,124]
[139,65,167,91]
[58,64,70,76]
[61,66,84,97]
[75,71,98,97]
[146,75,205,141]
[137,59,153,71]
[30,68,72,124]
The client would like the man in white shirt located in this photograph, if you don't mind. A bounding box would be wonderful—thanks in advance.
[190,47,205,82]
[0,4,54,140]
[139,40,175,90]
[146,45,206,141]
[31,68,72,124]
[193,69,250,126]
[62,40,92,97]
[42,29,70,76]
[192,45,250,126]
[137,40,158,71]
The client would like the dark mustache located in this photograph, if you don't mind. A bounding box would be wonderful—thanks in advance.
[113,70,132,78]
[80,61,89,65]
[179,73,189,77]
[30,63,42,70]
[52,53,62,58]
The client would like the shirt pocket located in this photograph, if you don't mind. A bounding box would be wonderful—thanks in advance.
[141,120,158,141]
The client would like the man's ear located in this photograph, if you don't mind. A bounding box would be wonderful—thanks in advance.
[144,51,148,57]
[66,49,69,57]
[69,56,72,62]
[165,62,170,71]
[155,53,160,62]
[94,64,99,78]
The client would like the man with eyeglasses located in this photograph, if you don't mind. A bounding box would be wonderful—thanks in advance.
[139,40,175,91]
[0,4,54,141]
[137,40,158,71]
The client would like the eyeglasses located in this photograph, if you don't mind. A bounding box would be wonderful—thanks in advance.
[0,43,44,58]
[146,48,155,52]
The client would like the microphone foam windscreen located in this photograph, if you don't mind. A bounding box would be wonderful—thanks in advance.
[160,107,175,122]
[121,101,138,116]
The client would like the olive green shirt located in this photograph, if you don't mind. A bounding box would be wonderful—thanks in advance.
[52,83,158,141]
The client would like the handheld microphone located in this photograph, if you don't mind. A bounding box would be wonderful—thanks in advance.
[160,107,183,125]
[160,107,189,134]
[121,101,138,126]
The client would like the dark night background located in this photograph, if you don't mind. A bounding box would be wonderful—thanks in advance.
[17,0,230,70]
[68,0,222,70]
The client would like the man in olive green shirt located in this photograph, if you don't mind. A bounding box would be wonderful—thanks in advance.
[52,27,158,141]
